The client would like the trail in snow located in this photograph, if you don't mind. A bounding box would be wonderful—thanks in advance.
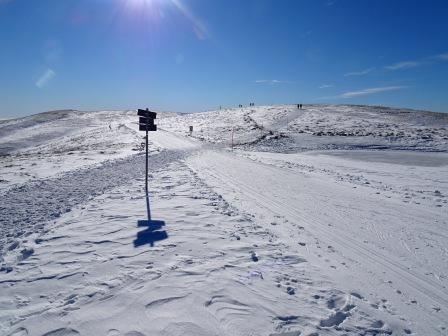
[187,149,447,335]
[0,151,182,261]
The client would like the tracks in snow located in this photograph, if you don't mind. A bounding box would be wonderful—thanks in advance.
[187,150,448,328]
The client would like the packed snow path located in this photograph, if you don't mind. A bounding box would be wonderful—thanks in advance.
[157,130,447,335]
[189,149,447,331]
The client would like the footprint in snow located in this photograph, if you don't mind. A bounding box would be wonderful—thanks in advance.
[7,327,28,336]
[371,320,385,329]
[41,328,80,336]
[286,286,295,295]
[250,251,259,262]
[350,292,363,300]
[319,311,349,327]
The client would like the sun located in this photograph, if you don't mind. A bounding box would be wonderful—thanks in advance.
[119,0,209,40]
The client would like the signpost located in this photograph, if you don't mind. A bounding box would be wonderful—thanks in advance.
[133,108,168,247]
[138,108,157,222]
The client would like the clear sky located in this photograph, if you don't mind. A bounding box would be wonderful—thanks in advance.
[1,0,447,117]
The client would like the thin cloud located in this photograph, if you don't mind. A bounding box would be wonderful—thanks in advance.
[384,61,420,71]
[384,52,448,70]
[254,79,291,84]
[338,86,406,98]
[345,52,448,76]
[344,67,375,76]
[35,69,56,88]
[430,53,448,61]
[319,86,407,100]
[319,84,334,89]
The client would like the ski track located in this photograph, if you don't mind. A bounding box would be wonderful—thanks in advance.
[187,149,447,334]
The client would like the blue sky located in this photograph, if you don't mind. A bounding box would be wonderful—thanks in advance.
[1,0,447,117]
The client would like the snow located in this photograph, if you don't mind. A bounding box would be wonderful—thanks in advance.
[158,104,448,152]
[0,104,447,335]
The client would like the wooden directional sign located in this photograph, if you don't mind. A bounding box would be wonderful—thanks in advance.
[138,109,157,119]
[139,124,157,132]
[139,117,155,125]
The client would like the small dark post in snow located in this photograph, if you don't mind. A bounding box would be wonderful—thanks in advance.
[189,125,193,136]
[137,108,158,221]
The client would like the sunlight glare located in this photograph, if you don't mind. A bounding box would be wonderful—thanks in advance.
[125,0,155,10]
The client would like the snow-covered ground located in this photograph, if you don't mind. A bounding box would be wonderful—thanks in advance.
[0,105,447,335]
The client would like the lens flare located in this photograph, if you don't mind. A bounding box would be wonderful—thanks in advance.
[120,0,210,41]
[128,0,153,6]
[122,0,157,12]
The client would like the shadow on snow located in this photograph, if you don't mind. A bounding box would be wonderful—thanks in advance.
[134,219,168,247]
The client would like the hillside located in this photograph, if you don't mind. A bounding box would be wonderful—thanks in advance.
[159,104,448,152]
[0,105,447,336]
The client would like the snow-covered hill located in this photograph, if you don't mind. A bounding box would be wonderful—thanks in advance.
[0,110,180,189]
[0,105,447,336]
[158,104,448,152]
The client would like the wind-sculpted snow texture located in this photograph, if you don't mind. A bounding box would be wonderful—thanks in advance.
[0,161,418,336]
[0,151,182,260]
[0,105,447,335]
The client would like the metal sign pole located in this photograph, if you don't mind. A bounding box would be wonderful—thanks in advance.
[145,109,151,221]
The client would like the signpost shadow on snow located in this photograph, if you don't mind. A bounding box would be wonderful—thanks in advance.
[134,220,168,247]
